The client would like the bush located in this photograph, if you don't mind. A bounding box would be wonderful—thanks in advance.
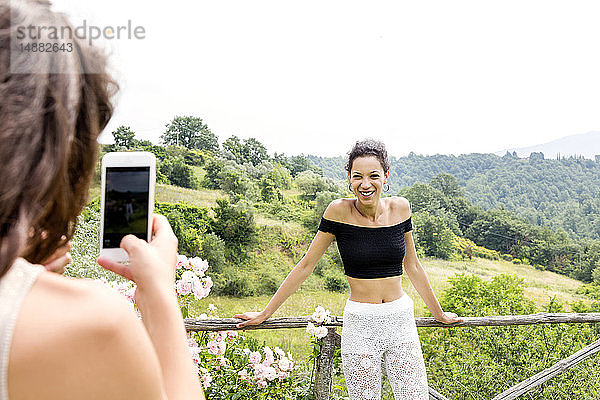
[214,268,256,297]
[160,157,199,189]
[412,211,455,259]
[324,271,348,292]
[202,157,225,189]
[218,162,259,201]
[211,198,257,253]
[199,233,227,275]
[155,202,210,256]
[421,273,600,399]
[302,190,341,232]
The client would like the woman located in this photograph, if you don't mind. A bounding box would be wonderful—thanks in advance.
[235,139,462,399]
[0,1,204,399]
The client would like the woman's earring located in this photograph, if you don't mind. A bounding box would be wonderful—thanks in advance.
[383,182,390,192]
[348,183,353,192]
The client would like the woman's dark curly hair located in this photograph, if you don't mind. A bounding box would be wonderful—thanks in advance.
[345,139,390,174]
[0,0,116,277]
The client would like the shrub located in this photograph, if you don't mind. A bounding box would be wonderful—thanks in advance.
[324,271,348,292]
[155,202,210,256]
[412,211,455,259]
[200,233,227,275]
[214,267,256,297]
[160,157,199,189]
[421,273,600,399]
[211,198,257,252]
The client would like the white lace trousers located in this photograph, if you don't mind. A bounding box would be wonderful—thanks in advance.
[341,295,428,400]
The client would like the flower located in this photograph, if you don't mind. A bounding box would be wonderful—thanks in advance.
[306,321,317,336]
[176,254,188,269]
[176,279,193,296]
[181,270,196,282]
[226,330,238,339]
[256,380,267,389]
[312,305,332,324]
[208,303,217,312]
[238,369,250,381]
[203,276,213,290]
[190,257,209,277]
[278,356,291,371]
[199,367,212,388]
[248,351,261,364]
[315,326,328,339]
[207,340,227,356]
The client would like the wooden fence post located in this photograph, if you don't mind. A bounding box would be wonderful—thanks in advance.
[313,327,338,400]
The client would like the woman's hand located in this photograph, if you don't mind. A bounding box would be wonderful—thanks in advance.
[41,241,72,274]
[435,311,463,325]
[97,214,178,301]
[233,311,269,329]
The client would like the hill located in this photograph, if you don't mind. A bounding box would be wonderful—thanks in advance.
[309,152,600,240]
[496,131,600,159]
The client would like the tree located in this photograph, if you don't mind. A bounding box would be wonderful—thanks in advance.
[295,170,331,200]
[242,138,268,166]
[111,126,137,149]
[159,158,199,189]
[210,198,257,252]
[222,136,245,164]
[430,173,463,197]
[222,136,268,166]
[161,116,218,152]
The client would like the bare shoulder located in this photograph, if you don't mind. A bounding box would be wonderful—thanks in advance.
[322,197,352,221]
[387,196,411,220]
[9,272,164,400]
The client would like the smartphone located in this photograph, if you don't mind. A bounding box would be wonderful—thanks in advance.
[100,151,156,262]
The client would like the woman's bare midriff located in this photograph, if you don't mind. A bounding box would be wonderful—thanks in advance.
[347,275,404,303]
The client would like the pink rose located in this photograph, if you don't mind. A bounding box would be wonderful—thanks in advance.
[248,351,261,364]
[176,280,192,296]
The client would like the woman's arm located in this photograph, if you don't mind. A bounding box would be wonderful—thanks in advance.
[98,214,205,400]
[403,231,462,324]
[234,230,334,328]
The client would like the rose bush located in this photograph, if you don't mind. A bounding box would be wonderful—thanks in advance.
[98,255,313,399]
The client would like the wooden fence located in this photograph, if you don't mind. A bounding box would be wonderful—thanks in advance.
[185,312,600,400]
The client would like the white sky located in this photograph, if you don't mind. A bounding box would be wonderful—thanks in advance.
[50,0,600,157]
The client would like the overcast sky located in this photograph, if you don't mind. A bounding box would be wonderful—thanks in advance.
[50,0,600,157]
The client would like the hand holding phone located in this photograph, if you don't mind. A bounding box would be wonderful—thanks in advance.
[98,214,178,298]
[99,152,156,263]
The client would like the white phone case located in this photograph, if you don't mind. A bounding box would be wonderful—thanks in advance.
[99,151,156,262]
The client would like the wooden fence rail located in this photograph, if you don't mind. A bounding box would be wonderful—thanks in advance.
[184,312,600,399]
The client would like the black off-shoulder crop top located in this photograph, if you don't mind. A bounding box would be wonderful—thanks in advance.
[318,217,413,279]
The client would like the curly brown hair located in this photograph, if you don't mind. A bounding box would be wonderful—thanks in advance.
[0,0,116,277]
[345,139,390,174]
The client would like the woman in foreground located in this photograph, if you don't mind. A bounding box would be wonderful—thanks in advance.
[0,1,204,399]
[235,139,462,399]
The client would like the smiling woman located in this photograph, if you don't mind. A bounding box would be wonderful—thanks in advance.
[235,139,462,400]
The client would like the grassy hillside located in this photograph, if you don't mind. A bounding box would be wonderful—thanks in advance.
[86,182,594,363]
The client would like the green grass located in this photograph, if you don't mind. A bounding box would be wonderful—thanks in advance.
[155,184,225,208]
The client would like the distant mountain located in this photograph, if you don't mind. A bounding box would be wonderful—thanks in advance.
[496,131,600,159]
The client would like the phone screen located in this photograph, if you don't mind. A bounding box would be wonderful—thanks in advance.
[103,166,150,248]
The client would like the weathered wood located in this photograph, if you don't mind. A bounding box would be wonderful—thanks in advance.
[184,312,600,331]
[429,386,450,400]
[313,327,337,400]
[491,338,600,400]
